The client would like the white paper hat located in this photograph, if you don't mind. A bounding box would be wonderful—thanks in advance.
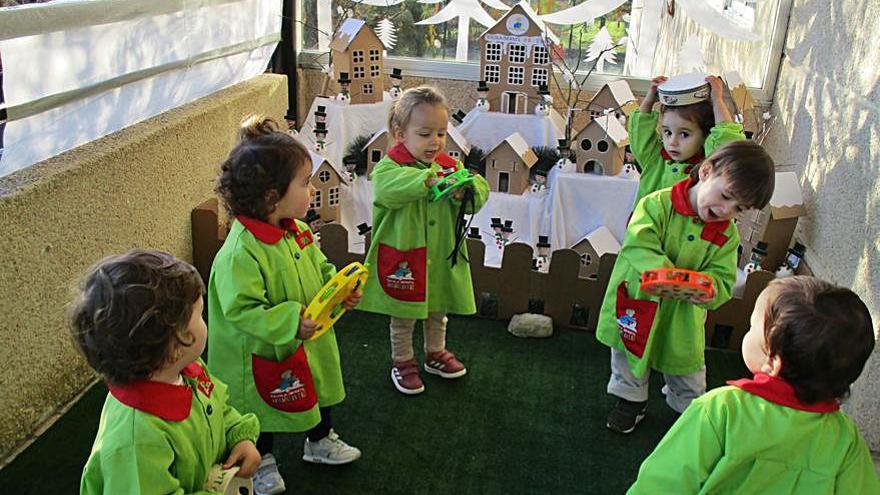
[657,73,710,107]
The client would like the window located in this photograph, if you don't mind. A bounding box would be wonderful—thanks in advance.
[509,44,526,64]
[328,186,340,206]
[353,66,365,79]
[371,149,382,162]
[597,140,609,153]
[507,66,524,85]
[319,170,331,183]
[370,65,380,77]
[499,171,509,193]
[533,45,549,65]
[352,50,364,63]
[584,160,603,174]
[369,49,380,61]
[311,190,322,209]
[590,109,603,119]
[448,150,460,159]
[580,253,592,266]
[484,65,500,84]
[363,83,373,94]
[581,139,592,151]
[486,42,502,62]
[299,1,791,101]
[531,67,548,87]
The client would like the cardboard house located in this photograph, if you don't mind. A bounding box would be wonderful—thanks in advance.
[329,19,385,104]
[446,123,471,163]
[723,70,759,137]
[571,226,621,279]
[586,80,638,122]
[478,1,559,115]
[736,171,805,272]
[363,129,389,179]
[484,132,538,194]
[572,114,629,176]
[309,151,350,223]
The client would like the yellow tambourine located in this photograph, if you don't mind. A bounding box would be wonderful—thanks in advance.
[303,262,368,340]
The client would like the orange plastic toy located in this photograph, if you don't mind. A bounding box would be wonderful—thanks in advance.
[640,268,715,304]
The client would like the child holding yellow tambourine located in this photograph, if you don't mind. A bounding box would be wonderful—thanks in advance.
[208,116,361,495]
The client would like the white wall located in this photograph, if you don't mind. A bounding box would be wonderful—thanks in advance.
[762,0,880,451]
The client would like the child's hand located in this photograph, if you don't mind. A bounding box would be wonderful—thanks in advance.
[343,291,362,310]
[298,317,318,339]
[705,75,734,123]
[641,75,668,111]
[223,440,261,478]
[705,75,725,101]
[425,176,441,188]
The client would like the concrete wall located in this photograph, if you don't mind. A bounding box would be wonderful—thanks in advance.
[762,0,880,450]
[0,74,288,458]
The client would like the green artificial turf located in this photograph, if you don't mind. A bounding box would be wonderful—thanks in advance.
[0,311,748,494]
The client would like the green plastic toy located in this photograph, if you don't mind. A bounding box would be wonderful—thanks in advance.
[429,169,475,202]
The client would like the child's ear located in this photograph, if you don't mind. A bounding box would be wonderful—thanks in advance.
[762,354,783,376]
[698,161,712,181]
[264,189,280,209]
[392,126,405,143]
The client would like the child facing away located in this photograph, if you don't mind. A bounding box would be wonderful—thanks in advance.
[597,140,776,434]
[629,276,880,494]
[72,250,261,494]
[208,117,361,495]
[358,86,489,395]
[630,74,745,206]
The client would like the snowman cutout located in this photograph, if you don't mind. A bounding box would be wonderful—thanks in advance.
[533,236,551,273]
[313,122,328,153]
[389,68,403,100]
[474,80,490,112]
[555,139,576,173]
[534,84,551,117]
[335,72,351,104]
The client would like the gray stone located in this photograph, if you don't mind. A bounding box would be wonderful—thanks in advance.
[508,313,554,338]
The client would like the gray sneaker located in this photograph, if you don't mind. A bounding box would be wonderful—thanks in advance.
[302,429,362,465]
[253,453,286,495]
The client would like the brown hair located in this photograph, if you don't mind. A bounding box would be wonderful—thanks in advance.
[762,276,875,403]
[690,140,775,209]
[660,100,715,138]
[388,86,448,135]
[69,250,205,385]
[216,115,312,221]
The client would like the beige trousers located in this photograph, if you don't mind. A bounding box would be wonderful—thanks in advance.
[389,313,448,362]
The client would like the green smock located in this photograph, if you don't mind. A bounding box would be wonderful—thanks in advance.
[81,361,259,495]
[629,374,880,494]
[596,178,739,378]
[359,145,489,320]
[208,217,344,432]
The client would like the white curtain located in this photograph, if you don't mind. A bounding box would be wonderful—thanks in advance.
[0,0,282,177]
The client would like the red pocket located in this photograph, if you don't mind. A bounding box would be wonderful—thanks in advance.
[251,346,317,413]
[615,282,658,358]
[377,243,427,302]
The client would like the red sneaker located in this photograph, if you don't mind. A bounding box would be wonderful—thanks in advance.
[391,359,425,395]
[424,349,467,379]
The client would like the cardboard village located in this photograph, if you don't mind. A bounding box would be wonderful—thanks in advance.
[290,8,807,328]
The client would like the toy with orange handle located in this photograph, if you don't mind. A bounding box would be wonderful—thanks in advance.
[302,262,368,341]
[640,268,715,304]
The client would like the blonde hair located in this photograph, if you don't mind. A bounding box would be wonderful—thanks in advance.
[238,115,282,142]
[387,86,448,134]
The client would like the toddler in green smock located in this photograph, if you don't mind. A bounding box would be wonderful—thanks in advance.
[358,86,489,395]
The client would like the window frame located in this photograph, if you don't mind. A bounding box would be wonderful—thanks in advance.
[295,0,794,104]
[484,64,501,84]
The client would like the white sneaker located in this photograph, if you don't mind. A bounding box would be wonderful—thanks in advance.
[302,429,362,465]
[253,453,286,495]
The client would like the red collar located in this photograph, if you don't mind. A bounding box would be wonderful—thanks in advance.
[387,142,457,169]
[107,363,214,422]
[670,178,731,247]
[237,215,313,249]
[728,373,839,413]
[661,147,704,166]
